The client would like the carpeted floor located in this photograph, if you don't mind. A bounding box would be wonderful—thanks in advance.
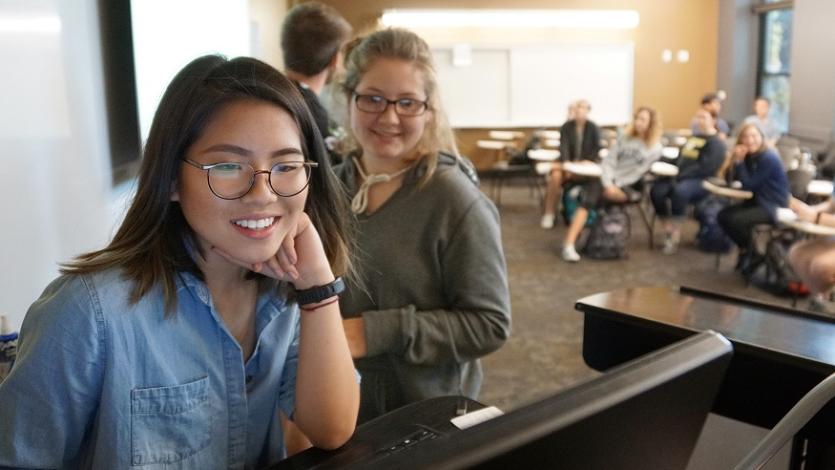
[477,181,802,412]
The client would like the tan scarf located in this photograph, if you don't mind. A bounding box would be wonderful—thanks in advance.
[351,156,411,214]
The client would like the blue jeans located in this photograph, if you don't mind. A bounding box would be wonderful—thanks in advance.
[650,178,708,219]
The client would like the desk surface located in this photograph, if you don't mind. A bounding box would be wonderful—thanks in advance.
[703,180,753,200]
[576,286,835,439]
[269,396,484,470]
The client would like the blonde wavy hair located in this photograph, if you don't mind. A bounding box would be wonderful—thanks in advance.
[341,28,459,186]
[624,106,663,147]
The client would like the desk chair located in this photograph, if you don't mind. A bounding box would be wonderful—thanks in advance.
[478,138,540,209]
[736,371,835,470]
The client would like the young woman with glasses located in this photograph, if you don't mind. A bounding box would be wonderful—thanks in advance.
[0,56,359,468]
[333,28,511,424]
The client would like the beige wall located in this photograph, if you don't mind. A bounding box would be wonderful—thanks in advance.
[317,0,718,131]
[250,0,288,69]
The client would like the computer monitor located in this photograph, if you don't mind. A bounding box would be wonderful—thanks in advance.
[354,330,732,470]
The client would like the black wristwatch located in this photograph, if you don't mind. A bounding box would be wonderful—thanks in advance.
[295,277,345,305]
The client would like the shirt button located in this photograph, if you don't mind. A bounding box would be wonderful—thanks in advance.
[246,375,253,384]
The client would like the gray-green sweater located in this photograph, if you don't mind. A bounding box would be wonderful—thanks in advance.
[334,154,511,422]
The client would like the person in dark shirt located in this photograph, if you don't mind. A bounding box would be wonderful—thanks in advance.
[541,99,602,229]
[690,92,730,140]
[718,123,789,272]
[281,2,352,164]
[651,109,726,254]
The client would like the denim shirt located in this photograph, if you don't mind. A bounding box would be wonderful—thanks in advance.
[0,268,300,469]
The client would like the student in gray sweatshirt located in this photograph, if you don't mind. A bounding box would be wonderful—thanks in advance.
[334,28,511,424]
[560,106,663,262]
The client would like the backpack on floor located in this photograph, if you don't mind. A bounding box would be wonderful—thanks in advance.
[694,196,733,253]
[749,231,810,297]
[583,205,630,259]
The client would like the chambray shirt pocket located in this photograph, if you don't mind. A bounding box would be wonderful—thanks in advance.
[130,375,212,467]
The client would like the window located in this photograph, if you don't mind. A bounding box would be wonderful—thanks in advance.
[756,4,793,133]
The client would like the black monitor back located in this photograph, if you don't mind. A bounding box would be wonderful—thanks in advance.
[356,330,732,470]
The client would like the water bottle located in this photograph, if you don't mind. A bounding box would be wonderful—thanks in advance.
[0,315,18,383]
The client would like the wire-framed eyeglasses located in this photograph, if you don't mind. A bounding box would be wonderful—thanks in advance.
[353,93,429,116]
[182,158,318,200]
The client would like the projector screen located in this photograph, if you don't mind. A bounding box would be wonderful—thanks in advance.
[433,43,634,128]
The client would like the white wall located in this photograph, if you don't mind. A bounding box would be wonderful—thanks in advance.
[0,0,280,331]
[0,0,114,330]
[789,0,835,147]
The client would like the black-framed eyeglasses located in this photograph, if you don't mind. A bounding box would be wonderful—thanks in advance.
[353,93,429,116]
[182,158,318,200]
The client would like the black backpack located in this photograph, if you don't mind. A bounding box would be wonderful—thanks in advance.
[694,196,733,253]
[749,231,809,297]
[583,205,630,259]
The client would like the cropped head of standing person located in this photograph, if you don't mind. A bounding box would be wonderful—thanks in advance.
[281,1,351,93]
[281,1,352,161]
[334,28,510,424]
[0,55,360,468]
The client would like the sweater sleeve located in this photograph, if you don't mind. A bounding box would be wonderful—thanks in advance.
[736,151,782,192]
[362,197,511,366]
[600,139,619,188]
[588,124,603,162]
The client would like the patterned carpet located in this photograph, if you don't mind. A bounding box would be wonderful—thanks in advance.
[477,181,800,412]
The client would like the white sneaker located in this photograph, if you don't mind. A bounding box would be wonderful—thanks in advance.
[541,213,555,229]
[562,245,581,262]
[662,234,678,255]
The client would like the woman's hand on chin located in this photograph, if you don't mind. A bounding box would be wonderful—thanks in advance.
[212,212,335,289]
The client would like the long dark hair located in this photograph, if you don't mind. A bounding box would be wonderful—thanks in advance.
[62,55,355,312]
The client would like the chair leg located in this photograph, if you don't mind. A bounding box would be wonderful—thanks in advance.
[495,175,504,209]
[648,213,656,250]
[715,253,721,271]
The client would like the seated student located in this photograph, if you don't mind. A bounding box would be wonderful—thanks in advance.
[717,123,789,273]
[334,28,511,424]
[690,92,730,140]
[560,106,663,262]
[0,56,359,468]
[789,191,835,313]
[541,99,602,229]
[651,109,727,254]
[742,96,781,147]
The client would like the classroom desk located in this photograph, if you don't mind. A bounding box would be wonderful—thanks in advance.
[268,396,485,470]
[576,286,835,468]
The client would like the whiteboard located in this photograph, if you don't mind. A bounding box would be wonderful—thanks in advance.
[432,43,633,128]
[434,48,511,127]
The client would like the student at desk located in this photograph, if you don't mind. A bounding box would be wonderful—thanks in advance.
[651,109,726,254]
[717,123,789,273]
[560,106,662,262]
[334,29,511,423]
[789,187,835,313]
[540,99,602,229]
[0,56,359,468]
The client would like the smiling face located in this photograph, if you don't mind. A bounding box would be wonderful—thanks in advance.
[738,125,764,154]
[173,99,308,269]
[349,57,431,172]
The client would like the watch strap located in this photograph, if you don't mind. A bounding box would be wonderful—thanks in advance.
[295,277,345,305]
